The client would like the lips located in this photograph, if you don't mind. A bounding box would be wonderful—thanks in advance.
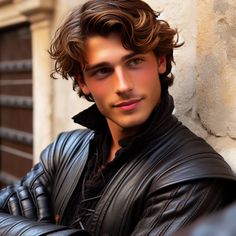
[113,98,142,111]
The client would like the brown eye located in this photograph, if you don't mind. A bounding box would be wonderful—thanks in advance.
[127,58,144,67]
[92,67,113,79]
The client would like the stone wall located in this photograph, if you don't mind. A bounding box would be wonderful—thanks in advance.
[196,0,236,169]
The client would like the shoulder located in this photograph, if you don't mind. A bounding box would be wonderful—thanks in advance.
[39,129,94,170]
[42,129,94,154]
[55,128,94,145]
[150,123,236,188]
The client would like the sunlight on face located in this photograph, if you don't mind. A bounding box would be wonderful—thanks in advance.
[79,34,166,137]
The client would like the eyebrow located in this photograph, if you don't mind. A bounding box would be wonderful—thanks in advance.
[84,52,138,73]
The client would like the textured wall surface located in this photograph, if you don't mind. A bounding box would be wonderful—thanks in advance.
[196,0,236,169]
[51,0,89,136]
[197,0,236,138]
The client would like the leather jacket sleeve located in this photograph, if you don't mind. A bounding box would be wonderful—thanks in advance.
[0,212,90,236]
[0,131,65,215]
[0,163,91,235]
[130,179,231,236]
[173,202,236,236]
[0,130,92,236]
[0,162,51,218]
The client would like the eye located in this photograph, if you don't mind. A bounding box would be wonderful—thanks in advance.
[127,58,144,67]
[91,67,113,79]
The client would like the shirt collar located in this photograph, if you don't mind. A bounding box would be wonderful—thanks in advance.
[72,103,108,133]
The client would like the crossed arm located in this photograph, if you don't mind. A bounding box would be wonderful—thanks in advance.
[0,165,90,236]
[2,183,53,222]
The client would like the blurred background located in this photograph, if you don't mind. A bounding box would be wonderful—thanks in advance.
[0,0,236,187]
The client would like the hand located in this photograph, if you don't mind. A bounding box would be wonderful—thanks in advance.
[7,182,54,223]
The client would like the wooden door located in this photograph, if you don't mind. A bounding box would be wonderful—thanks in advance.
[0,23,33,188]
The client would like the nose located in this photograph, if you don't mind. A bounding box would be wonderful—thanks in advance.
[114,67,133,95]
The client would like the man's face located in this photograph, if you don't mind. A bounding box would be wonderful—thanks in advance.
[79,34,166,134]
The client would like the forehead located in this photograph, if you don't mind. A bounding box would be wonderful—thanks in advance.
[84,34,133,65]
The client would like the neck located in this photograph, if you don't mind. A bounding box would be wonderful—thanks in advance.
[106,119,140,162]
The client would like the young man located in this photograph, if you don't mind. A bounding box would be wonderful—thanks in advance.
[0,0,236,235]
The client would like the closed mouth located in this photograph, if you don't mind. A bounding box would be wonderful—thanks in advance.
[114,98,142,107]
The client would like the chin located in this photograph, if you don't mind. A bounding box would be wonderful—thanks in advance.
[119,115,150,130]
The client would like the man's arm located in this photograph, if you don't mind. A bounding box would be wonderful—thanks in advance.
[174,202,236,236]
[131,179,231,236]
[1,181,54,222]
[0,165,81,235]
[0,129,92,220]
[0,129,92,235]
[0,161,54,222]
[0,212,90,235]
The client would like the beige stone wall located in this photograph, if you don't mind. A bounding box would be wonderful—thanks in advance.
[50,0,89,138]
[196,0,236,169]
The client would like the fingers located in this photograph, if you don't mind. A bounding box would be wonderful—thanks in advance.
[8,194,21,216]
[32,183,54,223]
[16,186,37,219]
[7,183,54,223]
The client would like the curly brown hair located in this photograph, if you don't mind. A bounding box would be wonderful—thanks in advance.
[49,0,183,101]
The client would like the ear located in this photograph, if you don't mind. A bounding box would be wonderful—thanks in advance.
[77,76,90,95]
[157,56,167,74]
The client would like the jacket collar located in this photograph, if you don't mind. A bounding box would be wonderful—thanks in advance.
[72,102,108,133]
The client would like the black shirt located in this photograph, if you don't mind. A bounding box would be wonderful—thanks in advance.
[62,130,130,231]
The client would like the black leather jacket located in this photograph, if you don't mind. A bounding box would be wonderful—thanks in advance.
[0,94,236,236]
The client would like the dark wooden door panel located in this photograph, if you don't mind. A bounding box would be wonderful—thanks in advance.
[0,84,32,96]
[0,25,32,60]
[0,23,33,187]
[0,139,33,154]
[1,151,32,178]
[1,107,32,132]
[0,72,32,80]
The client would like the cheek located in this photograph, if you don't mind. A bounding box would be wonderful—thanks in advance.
[146,61,159,78]
[85,81,107,101]
[136,65,159,87]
